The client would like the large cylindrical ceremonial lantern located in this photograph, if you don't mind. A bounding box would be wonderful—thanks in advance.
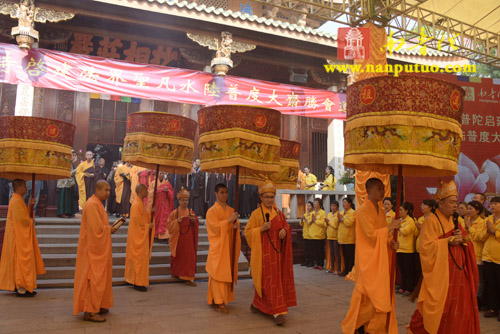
[197,105,281,174]
[122,111,197,174]
[344,75,465,176]
[0,116,75,180]
[239,139,300,188]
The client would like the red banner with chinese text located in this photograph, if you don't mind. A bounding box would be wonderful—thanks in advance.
[0,42,346,119]
[405,72,500,215]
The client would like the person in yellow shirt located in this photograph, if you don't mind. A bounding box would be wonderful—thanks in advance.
[299,202,313,267]
[481,196,500,320]
[319,166,336,191]
[335,197,356,277]
[325,200,340,274]
[396,202,418,296]
[303,167,317,190]
[466,200,487,309]
[383,197,395,226]
[309,198,327,270]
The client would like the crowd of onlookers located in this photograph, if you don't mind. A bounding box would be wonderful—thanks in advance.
[298,190,500,321]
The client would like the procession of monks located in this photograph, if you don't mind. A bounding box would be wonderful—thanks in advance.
[0,176,484,332]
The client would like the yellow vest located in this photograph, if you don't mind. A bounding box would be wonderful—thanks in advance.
[397,215,417,253]
[326,211,338,240]
[300,212,312,239]
[309,209,327,239]
[304,173,317,190]
[322,174,336,191]
[482,215,500,264]
[337,208,356,244]
[385,210,395,225]
[468,216,487,262]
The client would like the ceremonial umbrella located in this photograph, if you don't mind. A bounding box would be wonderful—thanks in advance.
[343,75,465,310]
[240,139,301,189]
[0,116,75,217]
[121,111,197,253]
[198,105,282,290]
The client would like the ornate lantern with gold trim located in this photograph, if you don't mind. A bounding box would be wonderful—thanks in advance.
[239,139,300,189]
[0,116,75,180]
[122,111,196,174]
[198,105,281,175]
[344,75,464,177]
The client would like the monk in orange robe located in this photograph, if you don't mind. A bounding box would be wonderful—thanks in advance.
[166,187,199,286]
[206,183,241,314]
[341,178,400,333]
[408,180,479,334]
[125,184,153,292]
[0,179,45,297]
[244,180,296,326]
[73,180,118,322]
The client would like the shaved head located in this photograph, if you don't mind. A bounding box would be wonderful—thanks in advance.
[96,180,110,190]
[12,179,26,191]
[135,184,147,194]
[95,180,111,201]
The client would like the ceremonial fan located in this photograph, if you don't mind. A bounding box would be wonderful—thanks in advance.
[197,105,282,290]
[121,111,197,253]
[0,116,75,217]
[343,75,465,303]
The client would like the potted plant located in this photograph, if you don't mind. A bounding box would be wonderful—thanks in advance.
[339,169,355,191]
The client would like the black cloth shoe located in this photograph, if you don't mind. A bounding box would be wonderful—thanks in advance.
[16,290,37,297]
[134,285,147,292]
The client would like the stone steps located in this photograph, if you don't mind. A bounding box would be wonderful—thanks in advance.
[33,218,250,288]
[38,241,211,254]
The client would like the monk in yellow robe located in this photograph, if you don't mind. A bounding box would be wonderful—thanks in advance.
[342,178,400,334]
[244,180,296,326]
[206,183,241,314]
[73,180,118,322]
[75,151,95,209]
[408,180,479,334]
[125,184,153,292]
[0,179,45,297]
[115,162,132,218]
[129,166,145,206]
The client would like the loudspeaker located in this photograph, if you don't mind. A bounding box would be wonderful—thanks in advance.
[289,73,308,84]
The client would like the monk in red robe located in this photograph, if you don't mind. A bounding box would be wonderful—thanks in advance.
[342,178,400,334]
[73,180,118,322]
[206,183,241,314]
[408,180,479,334]
[166,187,199,286]
[0,179,45,297]
[125,184,153,292]
[244,179,296,326]
[148,172,174,241]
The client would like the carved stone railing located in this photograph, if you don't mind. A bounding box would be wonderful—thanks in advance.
[275,189,356,219]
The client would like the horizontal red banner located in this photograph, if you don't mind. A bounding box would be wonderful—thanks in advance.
[0,42,346,119]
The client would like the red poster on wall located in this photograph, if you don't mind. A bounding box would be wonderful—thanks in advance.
[405,72,500,215]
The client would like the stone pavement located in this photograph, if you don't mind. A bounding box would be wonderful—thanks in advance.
[1,265,498,334]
